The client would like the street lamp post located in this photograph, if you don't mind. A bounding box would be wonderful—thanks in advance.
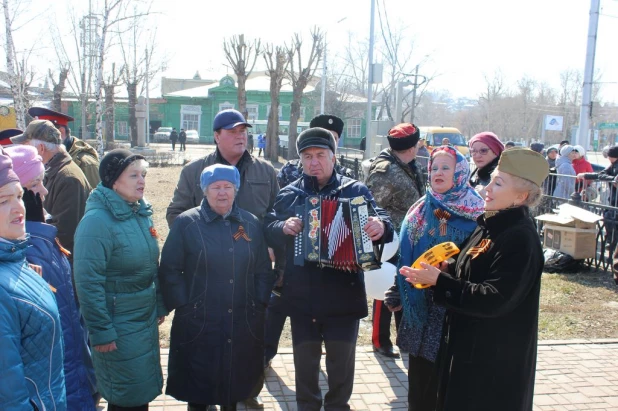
[364,0,376,160]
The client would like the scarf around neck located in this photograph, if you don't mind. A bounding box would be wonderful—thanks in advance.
[398,146,484,330]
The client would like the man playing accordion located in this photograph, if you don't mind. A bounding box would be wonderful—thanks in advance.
[265,127,394,411]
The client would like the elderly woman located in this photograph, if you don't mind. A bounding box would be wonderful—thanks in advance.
[385,146,484,411]
[159,164,274,411]
[468,131,505,197]
[6,145,98,410]
[0,149,66,410]
[74,149,167,411]
[553,144,577,199]
[403,148,549,411]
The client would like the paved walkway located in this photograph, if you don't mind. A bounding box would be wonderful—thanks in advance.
[99,340,618,410]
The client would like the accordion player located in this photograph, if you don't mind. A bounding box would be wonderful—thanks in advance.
[294,195,382,271]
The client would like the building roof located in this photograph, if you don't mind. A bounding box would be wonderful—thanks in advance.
[165,74,315,98]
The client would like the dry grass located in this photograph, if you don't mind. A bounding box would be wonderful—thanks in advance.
[148,160,618,348]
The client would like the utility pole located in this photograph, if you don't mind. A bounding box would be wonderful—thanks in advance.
[364,0,375,159]
[576,0,600,148]
[145,48,150,144]
[320,40,326,114]
[409,64,426,123]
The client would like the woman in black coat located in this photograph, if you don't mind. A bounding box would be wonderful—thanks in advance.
[468,131,505,198]
[159,164,275,411]
[402,148,549,411]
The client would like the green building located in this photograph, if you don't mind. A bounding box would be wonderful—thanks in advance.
[66,74,371,148]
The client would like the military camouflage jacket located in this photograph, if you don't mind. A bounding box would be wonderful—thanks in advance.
[277,159,354,188]
[365,148,426,232]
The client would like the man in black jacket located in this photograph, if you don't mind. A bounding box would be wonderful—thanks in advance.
[265,127,394,411]
[170,128,179,151]
[178,129,187,151]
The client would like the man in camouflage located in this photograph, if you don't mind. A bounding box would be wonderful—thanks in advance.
[277,114,353,188]
[28,107,100,187]
[365,122,426,358]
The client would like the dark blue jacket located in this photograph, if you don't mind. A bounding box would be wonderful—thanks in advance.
[26,221,97,411]
[0,237,66,410]
[264,172,394,322]
[159,201,275,405]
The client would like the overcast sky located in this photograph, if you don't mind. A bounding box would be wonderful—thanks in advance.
[8,0,618,103]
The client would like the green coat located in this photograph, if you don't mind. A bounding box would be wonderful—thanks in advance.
[74,184,167,407]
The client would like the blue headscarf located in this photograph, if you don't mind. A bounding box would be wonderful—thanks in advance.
[397,146,484,329]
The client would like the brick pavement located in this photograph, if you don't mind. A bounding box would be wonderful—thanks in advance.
[99,340,618,410]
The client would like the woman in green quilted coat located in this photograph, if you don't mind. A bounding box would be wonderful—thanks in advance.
[74,149,167,411]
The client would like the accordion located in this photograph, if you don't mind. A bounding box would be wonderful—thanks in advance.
[294,195,381,271]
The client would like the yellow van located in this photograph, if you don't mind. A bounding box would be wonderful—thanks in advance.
[419,126,470,159]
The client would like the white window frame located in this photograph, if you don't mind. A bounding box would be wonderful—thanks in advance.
[347,118,362,139]
[267,105,283,120]
[117,121,128,136]
[181,104,202,132]
[246,104,259,122]
[219,102,235,111]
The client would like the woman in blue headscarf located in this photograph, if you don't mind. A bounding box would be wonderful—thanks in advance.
[384,146,484,411]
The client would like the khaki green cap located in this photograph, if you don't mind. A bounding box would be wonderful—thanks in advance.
[10,119,61,145]
[497,147,549,186]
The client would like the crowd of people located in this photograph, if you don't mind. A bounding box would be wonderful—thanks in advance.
[0,104,614,411]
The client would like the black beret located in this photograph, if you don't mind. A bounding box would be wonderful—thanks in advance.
[310,114,344,137]
[608,145,618,159]
[297,127,336,155]
[99,149,145,189]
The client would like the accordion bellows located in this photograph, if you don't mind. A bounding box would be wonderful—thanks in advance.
[294,195,381,272]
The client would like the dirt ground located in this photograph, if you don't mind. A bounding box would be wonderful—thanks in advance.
[147,157,618,349]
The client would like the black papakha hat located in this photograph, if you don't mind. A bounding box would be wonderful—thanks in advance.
[387,123,420,151]
[310,114,344,137]
[99,148,145,188]
[296,127,337,155]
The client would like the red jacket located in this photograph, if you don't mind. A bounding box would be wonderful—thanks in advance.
[573,157,593,188]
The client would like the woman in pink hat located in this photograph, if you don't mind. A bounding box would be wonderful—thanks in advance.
[468,132,505,197]
[5,144,99,410]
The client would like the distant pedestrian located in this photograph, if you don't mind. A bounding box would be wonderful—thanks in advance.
[553,145,577,199]
[247,131,254,153]
[505,141,516,149]
[170,128,179,151]
[179,129,187,152]
[360,136,366,151]
[257,133,266,157]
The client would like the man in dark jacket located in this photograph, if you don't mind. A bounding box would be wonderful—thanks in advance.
[28,107,100,188]
[178,129,187,152]
[365,123,426,358]
[170,128,179,151]
[11,120,92,258]
[265,127,394,411]
[166,109,279,228]
[578,145,618,283]
[277,114,353,188]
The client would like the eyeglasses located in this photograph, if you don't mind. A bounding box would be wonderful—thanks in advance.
[470,148,491,156]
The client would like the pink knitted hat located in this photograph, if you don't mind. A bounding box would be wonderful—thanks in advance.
[4,145,45,186]
[469,131,505,157]
[0,147,20,188]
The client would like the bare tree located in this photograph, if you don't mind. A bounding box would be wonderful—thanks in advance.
[48,66,70,112]
[118,7,157,147]
[286,27,324,160]
[2,0,34,128]
[223,34,261,119]
[103,62,123,149]
[263,44,289,162]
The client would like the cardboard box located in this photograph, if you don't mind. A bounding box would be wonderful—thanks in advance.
[536,204,601,259]
[543,225,597,259]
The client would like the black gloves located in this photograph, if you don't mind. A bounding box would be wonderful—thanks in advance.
[23,188,45,222]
